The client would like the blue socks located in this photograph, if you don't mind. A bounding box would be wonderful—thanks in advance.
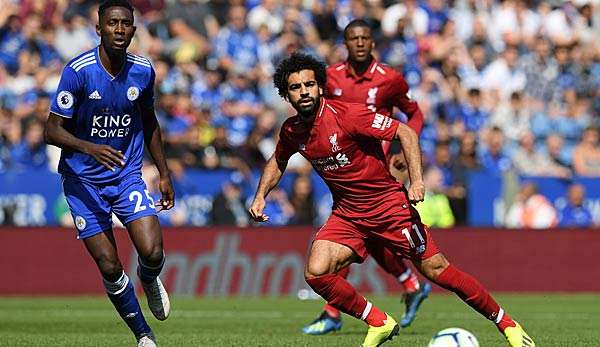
[137,254,165,284]
[104,272,152,338]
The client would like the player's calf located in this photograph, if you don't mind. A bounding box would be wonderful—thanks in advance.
[138,255,170,321]
[416,254,535,345]
[104,271,153,340]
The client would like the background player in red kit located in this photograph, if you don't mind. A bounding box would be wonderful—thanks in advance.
[302,19,430,335]
[249,53,535,347]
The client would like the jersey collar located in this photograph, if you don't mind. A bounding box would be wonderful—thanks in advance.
[96,46,127,81]
[345,57,378,82]
[314,97,327,126]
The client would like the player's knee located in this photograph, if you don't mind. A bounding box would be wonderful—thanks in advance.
[139,244,163,267]
[419,253,450,280]
[304,261,333,280]
[96,255,123,280]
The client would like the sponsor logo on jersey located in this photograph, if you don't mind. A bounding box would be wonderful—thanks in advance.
[329,133,340,152]
[91,114,132,138]
[310,152,351,172]
[333,88,342,96]
[57,91,74,109]
[371,113,392,130]
[88,90,102,100]
[127,86,139,101]
[335,153,350,167]
[75,216,86,231]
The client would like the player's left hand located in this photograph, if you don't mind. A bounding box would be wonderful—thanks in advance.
[249,197,269,222]
[157,176,175,211]
[408,181,425,205]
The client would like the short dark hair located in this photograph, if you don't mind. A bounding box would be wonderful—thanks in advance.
[273,52,327,98]
[98,0,134,21]
[344,19,371,39]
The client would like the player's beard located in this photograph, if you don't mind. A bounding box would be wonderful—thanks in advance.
[295,97,320,122]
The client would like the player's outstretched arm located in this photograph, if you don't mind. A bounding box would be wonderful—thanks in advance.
[394,122,425,204]
[248,154,287,222]
[141,106,174,211]
[45,112,125,171]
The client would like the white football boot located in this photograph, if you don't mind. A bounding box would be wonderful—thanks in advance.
[137,333,157,347]
[141,277,170,321]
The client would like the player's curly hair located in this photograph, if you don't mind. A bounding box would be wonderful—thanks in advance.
[98,0,134,21]
[273,52,327,98]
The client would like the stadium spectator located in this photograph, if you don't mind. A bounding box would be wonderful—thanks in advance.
[545,133,572,170]
[212,5,260,75]
[505,183,558,229]
[518,35,558,102]
[512,132,571,177]
[54,12,96,61]
[247,0,284,36]
[10,120,47,170]
[572,127,600,176]
[481,45,526,101]
[216,68,263,148]
[0,14,26,74]
[487,91,530,146]
[558,183,594,228]
[449,131,480,225]
[243,107,277,169]
[164,0,217,60]
[430,140,453,188]
[288,174,316,226]
[480,127,512,174]
[211,171,249,227]
[415,166,455,228]
[460,88,488,133]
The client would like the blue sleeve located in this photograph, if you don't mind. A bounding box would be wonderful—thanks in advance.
[139,66,156,109]
[50,66,82,118]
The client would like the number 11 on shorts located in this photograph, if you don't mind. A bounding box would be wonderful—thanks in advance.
[402,224,426,253]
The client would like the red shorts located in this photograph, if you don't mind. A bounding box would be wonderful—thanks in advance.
[314,203,439,262]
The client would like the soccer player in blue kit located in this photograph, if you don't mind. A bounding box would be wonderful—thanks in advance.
[44,1,173,346]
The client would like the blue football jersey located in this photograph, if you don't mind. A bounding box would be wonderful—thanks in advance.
[50,47,155,184]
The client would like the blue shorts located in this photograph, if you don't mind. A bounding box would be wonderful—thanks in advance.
[63,174,157,239]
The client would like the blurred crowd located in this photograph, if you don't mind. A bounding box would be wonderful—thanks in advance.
[0,0,599,228]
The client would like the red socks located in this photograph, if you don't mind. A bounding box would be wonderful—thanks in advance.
[398,269,420,293]
[323,303,341,319]
[307,272,387,327]
[369,245,420,293]
[321,267,350,319]
[435,264,516,331]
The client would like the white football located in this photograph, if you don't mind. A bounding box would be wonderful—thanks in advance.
[428,327,480,347]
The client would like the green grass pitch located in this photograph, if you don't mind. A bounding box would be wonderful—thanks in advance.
[1,294,599,346]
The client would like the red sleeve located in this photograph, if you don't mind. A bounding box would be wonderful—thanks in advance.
[324,67,336,98]
[340,103,400,142]
[274,123,297,162]
[389,72,424,136]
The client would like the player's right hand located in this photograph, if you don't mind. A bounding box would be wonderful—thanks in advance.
[248,197,269,222]
[85,143,125,171]
[408,181,426,205]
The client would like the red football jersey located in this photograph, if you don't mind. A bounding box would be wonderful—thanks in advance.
[325,59,423,135]
[275,98,409,219]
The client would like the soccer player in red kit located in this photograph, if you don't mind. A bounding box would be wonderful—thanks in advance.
[249,53,535,347]
[301,19,430,335]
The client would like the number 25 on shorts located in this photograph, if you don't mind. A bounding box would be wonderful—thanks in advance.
[129,189,155,213]
[402,224,426,254]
